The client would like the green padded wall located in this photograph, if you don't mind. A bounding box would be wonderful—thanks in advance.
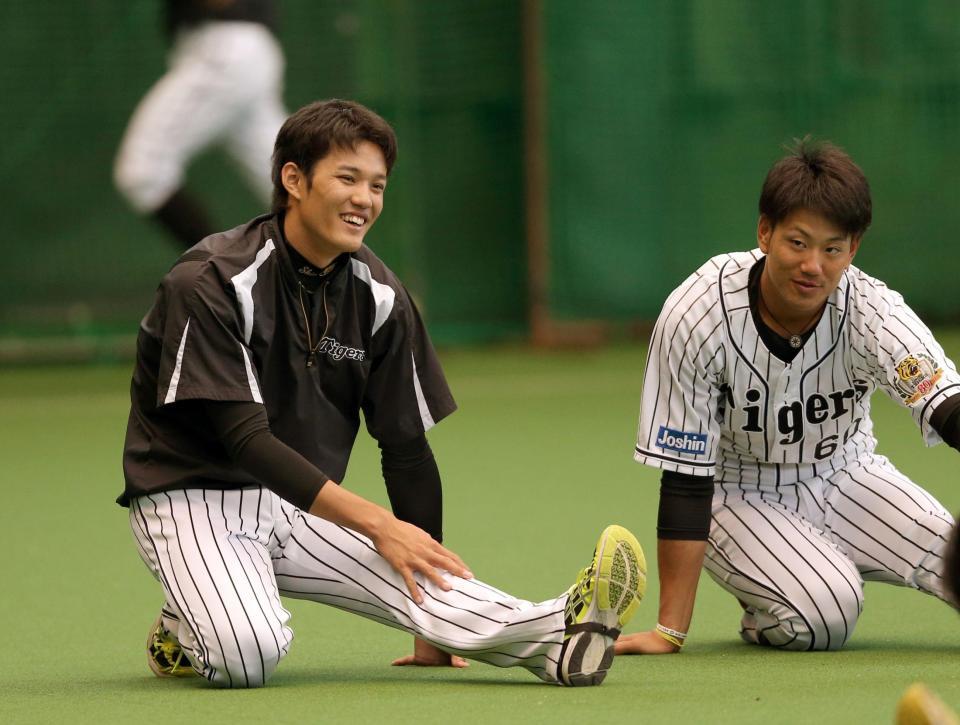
[0,0,526,347]
[544,0,960,322]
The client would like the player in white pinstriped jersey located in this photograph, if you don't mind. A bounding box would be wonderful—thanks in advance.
[119,99,646,687]
[616,138,960,655]
[114,0,287,249]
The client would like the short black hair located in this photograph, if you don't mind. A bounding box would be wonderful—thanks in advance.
[759,137,872,238]
[271,99,398,213]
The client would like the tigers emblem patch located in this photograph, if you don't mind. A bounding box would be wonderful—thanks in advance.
[893,352,942,405]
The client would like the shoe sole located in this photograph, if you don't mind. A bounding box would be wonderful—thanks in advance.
[561,525,646,687]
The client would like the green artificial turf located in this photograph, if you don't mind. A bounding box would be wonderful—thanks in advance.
[2,338,959,724]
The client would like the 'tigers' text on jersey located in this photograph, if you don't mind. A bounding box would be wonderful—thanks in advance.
[316,336,365,362]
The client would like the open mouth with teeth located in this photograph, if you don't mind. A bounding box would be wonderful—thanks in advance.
[341,213,366,228]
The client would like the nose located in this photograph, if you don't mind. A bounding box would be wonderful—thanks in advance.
[350,184,373,209]
[799,250,823,277]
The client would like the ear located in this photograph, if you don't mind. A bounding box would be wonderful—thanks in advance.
[281,162,306,202]
[757,215,773,253]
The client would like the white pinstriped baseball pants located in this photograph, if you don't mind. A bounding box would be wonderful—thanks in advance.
[129,487,567,687]
[113,21,286,213]
[704,453,954,651]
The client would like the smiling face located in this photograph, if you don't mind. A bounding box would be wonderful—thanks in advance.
[281,141,387,267]
[757,208,861,328]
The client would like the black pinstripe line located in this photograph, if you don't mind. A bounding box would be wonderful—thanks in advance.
[645,279,712,449]
[827,486,947,564]
[333,524,525,618]
[186,488,255,687]
[235,492,288,656]
[232,535,288,660]
[132,498,212,677]
[708,525,796,612]
[277,581,563,664]
[184,490,255,685]
[849,461,954,526]
[271,572,341,583]
[256,493,296,647]
[718,260,771,460]
[828,527,943,588]
[762,623,800,650]
[919,385,960,423]
[664,293,720,439]
[844,470,950,543]
[146,495,221,680]
[131,504,215,683]
[718,503,829,649]
[208,490,277,685]
[800,285,850,398]
[136,496,220,682]
[253,487,263,541]
[635,447,714,467]
[704,554,792,609]
[764,498,863,619]
[823,500,942,579]
[334,525,522,610]
[289,527,489,636]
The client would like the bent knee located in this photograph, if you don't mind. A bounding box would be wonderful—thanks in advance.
[746,588,862,652]
[202,636,287,688]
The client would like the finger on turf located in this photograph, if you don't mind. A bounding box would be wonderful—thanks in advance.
[391,653,470,668]
[614,630,679,655]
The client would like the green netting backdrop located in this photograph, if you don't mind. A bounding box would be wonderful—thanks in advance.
[545,0,960,321]
[1,1,959,356]
[0,0,525,347]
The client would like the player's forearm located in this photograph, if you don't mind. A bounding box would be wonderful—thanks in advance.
[307,481,393,538]
[380,435,443,542]
[655,538,708,633]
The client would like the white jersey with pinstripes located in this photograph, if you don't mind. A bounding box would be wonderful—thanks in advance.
[635,250,960,487]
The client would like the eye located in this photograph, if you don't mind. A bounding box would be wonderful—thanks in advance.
[790,239,805,248]
[372,182,385,193]
[337,175,355,184]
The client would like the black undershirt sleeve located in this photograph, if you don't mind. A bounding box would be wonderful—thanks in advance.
[931,394,960,452]
[658,470,714,541]
[379,435,443,543]
[204,401,329,512]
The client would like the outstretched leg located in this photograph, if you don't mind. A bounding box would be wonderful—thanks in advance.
[272,502,645,685]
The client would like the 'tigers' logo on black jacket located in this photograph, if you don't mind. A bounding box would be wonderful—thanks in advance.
[317,336,366,362]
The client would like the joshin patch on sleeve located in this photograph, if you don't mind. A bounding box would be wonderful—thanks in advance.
[893,352,943,405]
[655,426,708,456]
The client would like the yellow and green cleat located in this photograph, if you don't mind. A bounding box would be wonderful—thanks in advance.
[146,616,197,678]
[559,524,646,686]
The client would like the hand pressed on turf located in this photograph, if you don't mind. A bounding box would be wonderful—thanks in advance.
[392,637,469,668]
[371,517,473,603]
[615,630,680,655]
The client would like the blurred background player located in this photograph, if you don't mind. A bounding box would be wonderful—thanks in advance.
[619,139,960,656]
[114,0,287,249]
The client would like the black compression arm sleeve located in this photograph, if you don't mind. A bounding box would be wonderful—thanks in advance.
[657,470,714,541]
[204,401,329,512]
[931,394,960,452]
[380,435,443,543]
